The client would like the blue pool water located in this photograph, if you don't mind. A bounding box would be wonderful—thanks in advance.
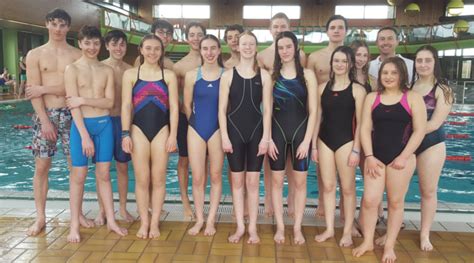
[0,101,473,203]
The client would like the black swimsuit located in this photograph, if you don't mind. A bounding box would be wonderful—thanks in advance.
[270,76,309,172]
[415,84,446,155]
[319,82,355,152]
[226,68,264,172]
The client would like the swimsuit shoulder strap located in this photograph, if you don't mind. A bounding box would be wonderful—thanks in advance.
[371,92,381,111]
[136,65,141,81]
[400,91,412,116]
[196,66,202,81]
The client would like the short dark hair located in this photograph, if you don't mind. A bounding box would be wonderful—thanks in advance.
[104,30,127,44]
[45,8,71,26]
[224,24,244,42]
[185,22,206,39]
[377,27,398,39]
[78,25,102,41]
[326,15,347,31]
[151,19,173,34]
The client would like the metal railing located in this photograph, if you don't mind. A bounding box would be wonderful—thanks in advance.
[450,80,474,105]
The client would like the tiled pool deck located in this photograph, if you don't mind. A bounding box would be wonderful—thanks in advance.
[0,198,473,262]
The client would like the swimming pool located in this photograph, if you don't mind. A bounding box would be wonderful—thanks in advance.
[0,101,473,204]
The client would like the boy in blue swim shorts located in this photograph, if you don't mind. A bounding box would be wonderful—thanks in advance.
[91,30,135,225]
[64,25,127,243]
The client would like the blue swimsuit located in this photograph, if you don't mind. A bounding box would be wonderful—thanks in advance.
[189,67,223,142]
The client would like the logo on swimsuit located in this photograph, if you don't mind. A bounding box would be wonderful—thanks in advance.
[207,83,213,88]
[254,82,261,85]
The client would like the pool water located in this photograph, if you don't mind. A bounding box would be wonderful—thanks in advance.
[0,102,473,203]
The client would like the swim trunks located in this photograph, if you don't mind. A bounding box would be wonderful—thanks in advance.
[177,112,188,157]
[31,107,72,158]
[70,115,113,167]
[111,116,131,162]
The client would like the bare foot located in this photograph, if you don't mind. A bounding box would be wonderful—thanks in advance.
[187,221,204,236]
[382,247,397,263]
[107,222,128,237]
[315,206,325,218]
[264,208,274,217]
[79,214,95,228]
[27,219,46,236]
[339,233,353,247]
[67,226,81,243]
[352,242,374,257]
[274,228,285,244]
[183,206,194,221]
[228,226,245,243]
[136,223,149,239]
[204,222,216,236]
[247,229,260,244]
[293,229,305,245]
[264,198,273,217]
[352,224,362,238]
[119,209,135,223]
[288,211,295,219]
[314,229,334,243]
[420,236,433,251]
[94,212,106,226]
[148,225,160,239]
[375,234,387,246]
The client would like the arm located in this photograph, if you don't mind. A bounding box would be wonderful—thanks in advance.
[26,84,66,98]
[165,70,178,152]
[348,85,367,166]
[426,86,453,133]
[296,70,318,159]
[299,50,307,68]
[259,70,273,156]
[390,92,427,169]
[360,93,384,177]
[183,71,196,120]
[218,70,233,153]
[66,69,115,110]
[65,65,94,157]
[26,50,57,141]
[121,69,135,153]
[311,82,324,162]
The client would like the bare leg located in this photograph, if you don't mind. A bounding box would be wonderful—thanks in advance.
[228,171,246,243]
[286,158,295,218]
[315,166,325,217]
[116,161,134,222]
[94,179,106,226]
[177,156,193,219]
[204,132,224,236]
[272,170,285,244]
[246,171,261,244]
[187,128,207,235]
[263,157,273,217]
[292,170,308,245]
[27,158,51,236]
[67,166,87,243]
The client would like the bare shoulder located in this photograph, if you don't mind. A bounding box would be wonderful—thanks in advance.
[163,68,177,79]
[407,89,423,101]
[123,62,133,70]
[260,68,271,79]
[184,68,198,80]
[221,68,233,79]
[309,48,324,59]
[303,68,315,77]
[123,67,138,79]
[365,91,378,103]
[352,83,366,94]
[65,62,78,74]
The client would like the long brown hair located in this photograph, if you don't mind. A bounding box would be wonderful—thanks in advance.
[327,46,357,90]
[138,34,164,69]
[199,34,224,68]
[411,45,453,104]
[350,40,370,84]
[377,56,409,92]
[272,31,306,89]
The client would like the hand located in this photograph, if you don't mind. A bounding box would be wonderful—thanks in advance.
[295,140,310,160]
[311,148,318,163]
[122,136,133,154]
[82,135,95,157]
[165,136,177,153]
[389,155,408,170]
[347,152,360,167]
[256,139,269,156]
[66,96,85,109]
[25,84,44,99]
[267,140,279,161]
[222,136,233,154]
[364,156,384,178]
[40,119,57,142]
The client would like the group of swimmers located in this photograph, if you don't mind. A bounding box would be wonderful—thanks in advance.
[25,8,453,263]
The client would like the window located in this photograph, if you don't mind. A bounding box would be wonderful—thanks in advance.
[463,48,474,56]
[154,5,210,19]
[446,4,474,16]
[243,5,300,19]
[461,60,472,79]
[335,5,395,19]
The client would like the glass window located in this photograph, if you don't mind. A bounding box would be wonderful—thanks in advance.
[155,5,182,19]
[438,50,444,57]
[444,49,456,56]
[335,5,394,19]
[447,4,474,16]
[251,29,273,43]
[456,49,463,56]
[461,60,472,79]
[463,48,474,56]
[182,5,210,19]
[243,5,300,19]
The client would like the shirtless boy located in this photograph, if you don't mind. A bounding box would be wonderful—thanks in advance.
[65,25,127,242]
[94,30,134,225]
[172,22,206,219]
[223,24,244,69]
[307,14,347,217]
[256,12,306,217]
[25,8,85,236]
